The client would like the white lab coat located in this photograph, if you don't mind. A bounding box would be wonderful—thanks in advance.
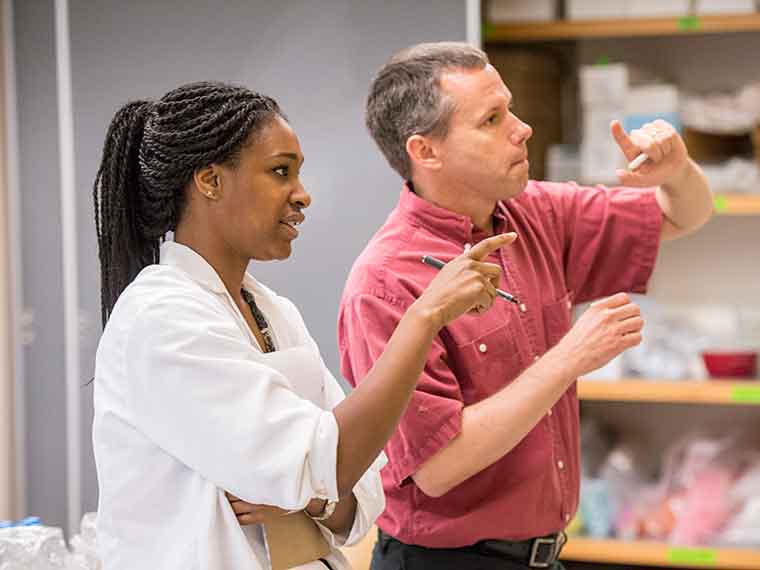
[93,241,385,570]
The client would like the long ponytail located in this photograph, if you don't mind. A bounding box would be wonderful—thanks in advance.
[93,100,157,327]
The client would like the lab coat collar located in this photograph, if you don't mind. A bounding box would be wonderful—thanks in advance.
[159,241,267,298]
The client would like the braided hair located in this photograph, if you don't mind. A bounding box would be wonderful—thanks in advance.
[93,81,282,326]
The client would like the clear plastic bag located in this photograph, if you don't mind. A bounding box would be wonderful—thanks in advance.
[0,524,69,570]
[67,512,100,570]
[717,463,760,546]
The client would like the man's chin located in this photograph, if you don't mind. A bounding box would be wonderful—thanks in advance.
[500,178,529,201]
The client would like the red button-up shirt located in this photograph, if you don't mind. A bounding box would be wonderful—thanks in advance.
[337,181,661,548]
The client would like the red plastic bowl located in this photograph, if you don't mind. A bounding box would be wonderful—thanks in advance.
[701,351,758,379]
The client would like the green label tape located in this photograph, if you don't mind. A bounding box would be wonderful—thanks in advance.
[732,385,760,404]
[667,547,717,566]
[678,16,700,30]
[713,195,728,212]
[482,23,495,39]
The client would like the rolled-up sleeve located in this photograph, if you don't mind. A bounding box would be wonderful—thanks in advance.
[125,293,339,510]
[311,357,386,548]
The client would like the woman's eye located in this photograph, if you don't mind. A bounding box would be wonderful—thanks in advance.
[486,114,498,125]
[273,166,289,177]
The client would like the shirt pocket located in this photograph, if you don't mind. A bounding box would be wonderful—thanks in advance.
[454,324,524,402]
[542,292,572,350]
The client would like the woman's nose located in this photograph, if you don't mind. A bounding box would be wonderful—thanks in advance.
[292,181,311,209]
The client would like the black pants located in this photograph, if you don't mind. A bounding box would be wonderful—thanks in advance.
[370,532,566,570]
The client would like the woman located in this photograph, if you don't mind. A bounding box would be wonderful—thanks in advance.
[92,81,514,570]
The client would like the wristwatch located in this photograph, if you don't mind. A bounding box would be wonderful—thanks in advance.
[306,498,338,521]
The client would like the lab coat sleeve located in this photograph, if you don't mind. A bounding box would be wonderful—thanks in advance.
[124,293,339,510]
[315,354,386,548]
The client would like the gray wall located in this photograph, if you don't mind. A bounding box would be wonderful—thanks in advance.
[15,0,466,531]
[14,0,68,533]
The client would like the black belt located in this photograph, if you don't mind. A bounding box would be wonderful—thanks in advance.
[476,532,567,568]
[379,530,567,569]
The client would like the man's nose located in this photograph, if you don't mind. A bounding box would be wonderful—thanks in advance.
[510,120,532,146]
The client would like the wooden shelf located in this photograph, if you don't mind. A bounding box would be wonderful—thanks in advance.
[485,14,760,42]
[578,379,760,405]
[713,193,760,215]
[562,537,760,569]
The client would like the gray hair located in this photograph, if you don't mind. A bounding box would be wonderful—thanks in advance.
[365,42,489,180]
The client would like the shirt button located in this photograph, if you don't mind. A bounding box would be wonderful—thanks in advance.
[478,343,488,353]
[547,409,553,416]
[519,303,527,313]
[533,355,540,362]
[557,460,565,470]
[564,513,571,523]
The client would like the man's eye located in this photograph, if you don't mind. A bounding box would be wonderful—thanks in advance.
[273,166,289,177]
[486,114,498,125]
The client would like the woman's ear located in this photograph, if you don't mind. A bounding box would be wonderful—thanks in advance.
[193,165,222,200]
[406,134,442,174]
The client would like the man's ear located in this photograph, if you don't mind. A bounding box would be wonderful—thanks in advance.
[406,134,442,174]
[193,165,222,200]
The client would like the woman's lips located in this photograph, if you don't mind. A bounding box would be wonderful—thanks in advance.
[279,221,300,239]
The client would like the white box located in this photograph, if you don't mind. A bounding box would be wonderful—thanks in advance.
[581,107,625,183]
[624,83,682,133]
[628,0,690,17]
[581,140,622,183]
[579,64,629,106]
[567,0,628,19]
[488,0,557,22]
[696,0,756,14]
[626,84,680,115]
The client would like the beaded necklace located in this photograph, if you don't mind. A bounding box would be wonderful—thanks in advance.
[240,288,276,353]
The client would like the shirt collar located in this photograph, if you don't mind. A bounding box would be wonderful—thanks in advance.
[398,183,509,245]
[159,241,265,297]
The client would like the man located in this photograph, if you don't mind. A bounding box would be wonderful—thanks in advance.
[338,42,712,569]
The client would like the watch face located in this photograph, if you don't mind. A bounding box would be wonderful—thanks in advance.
[311,499,337,521]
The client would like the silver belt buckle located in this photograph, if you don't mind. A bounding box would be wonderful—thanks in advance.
[529,536,558,568]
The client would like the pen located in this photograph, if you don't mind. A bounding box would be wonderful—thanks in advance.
[628,152,648,171]
[421,255,520,305]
